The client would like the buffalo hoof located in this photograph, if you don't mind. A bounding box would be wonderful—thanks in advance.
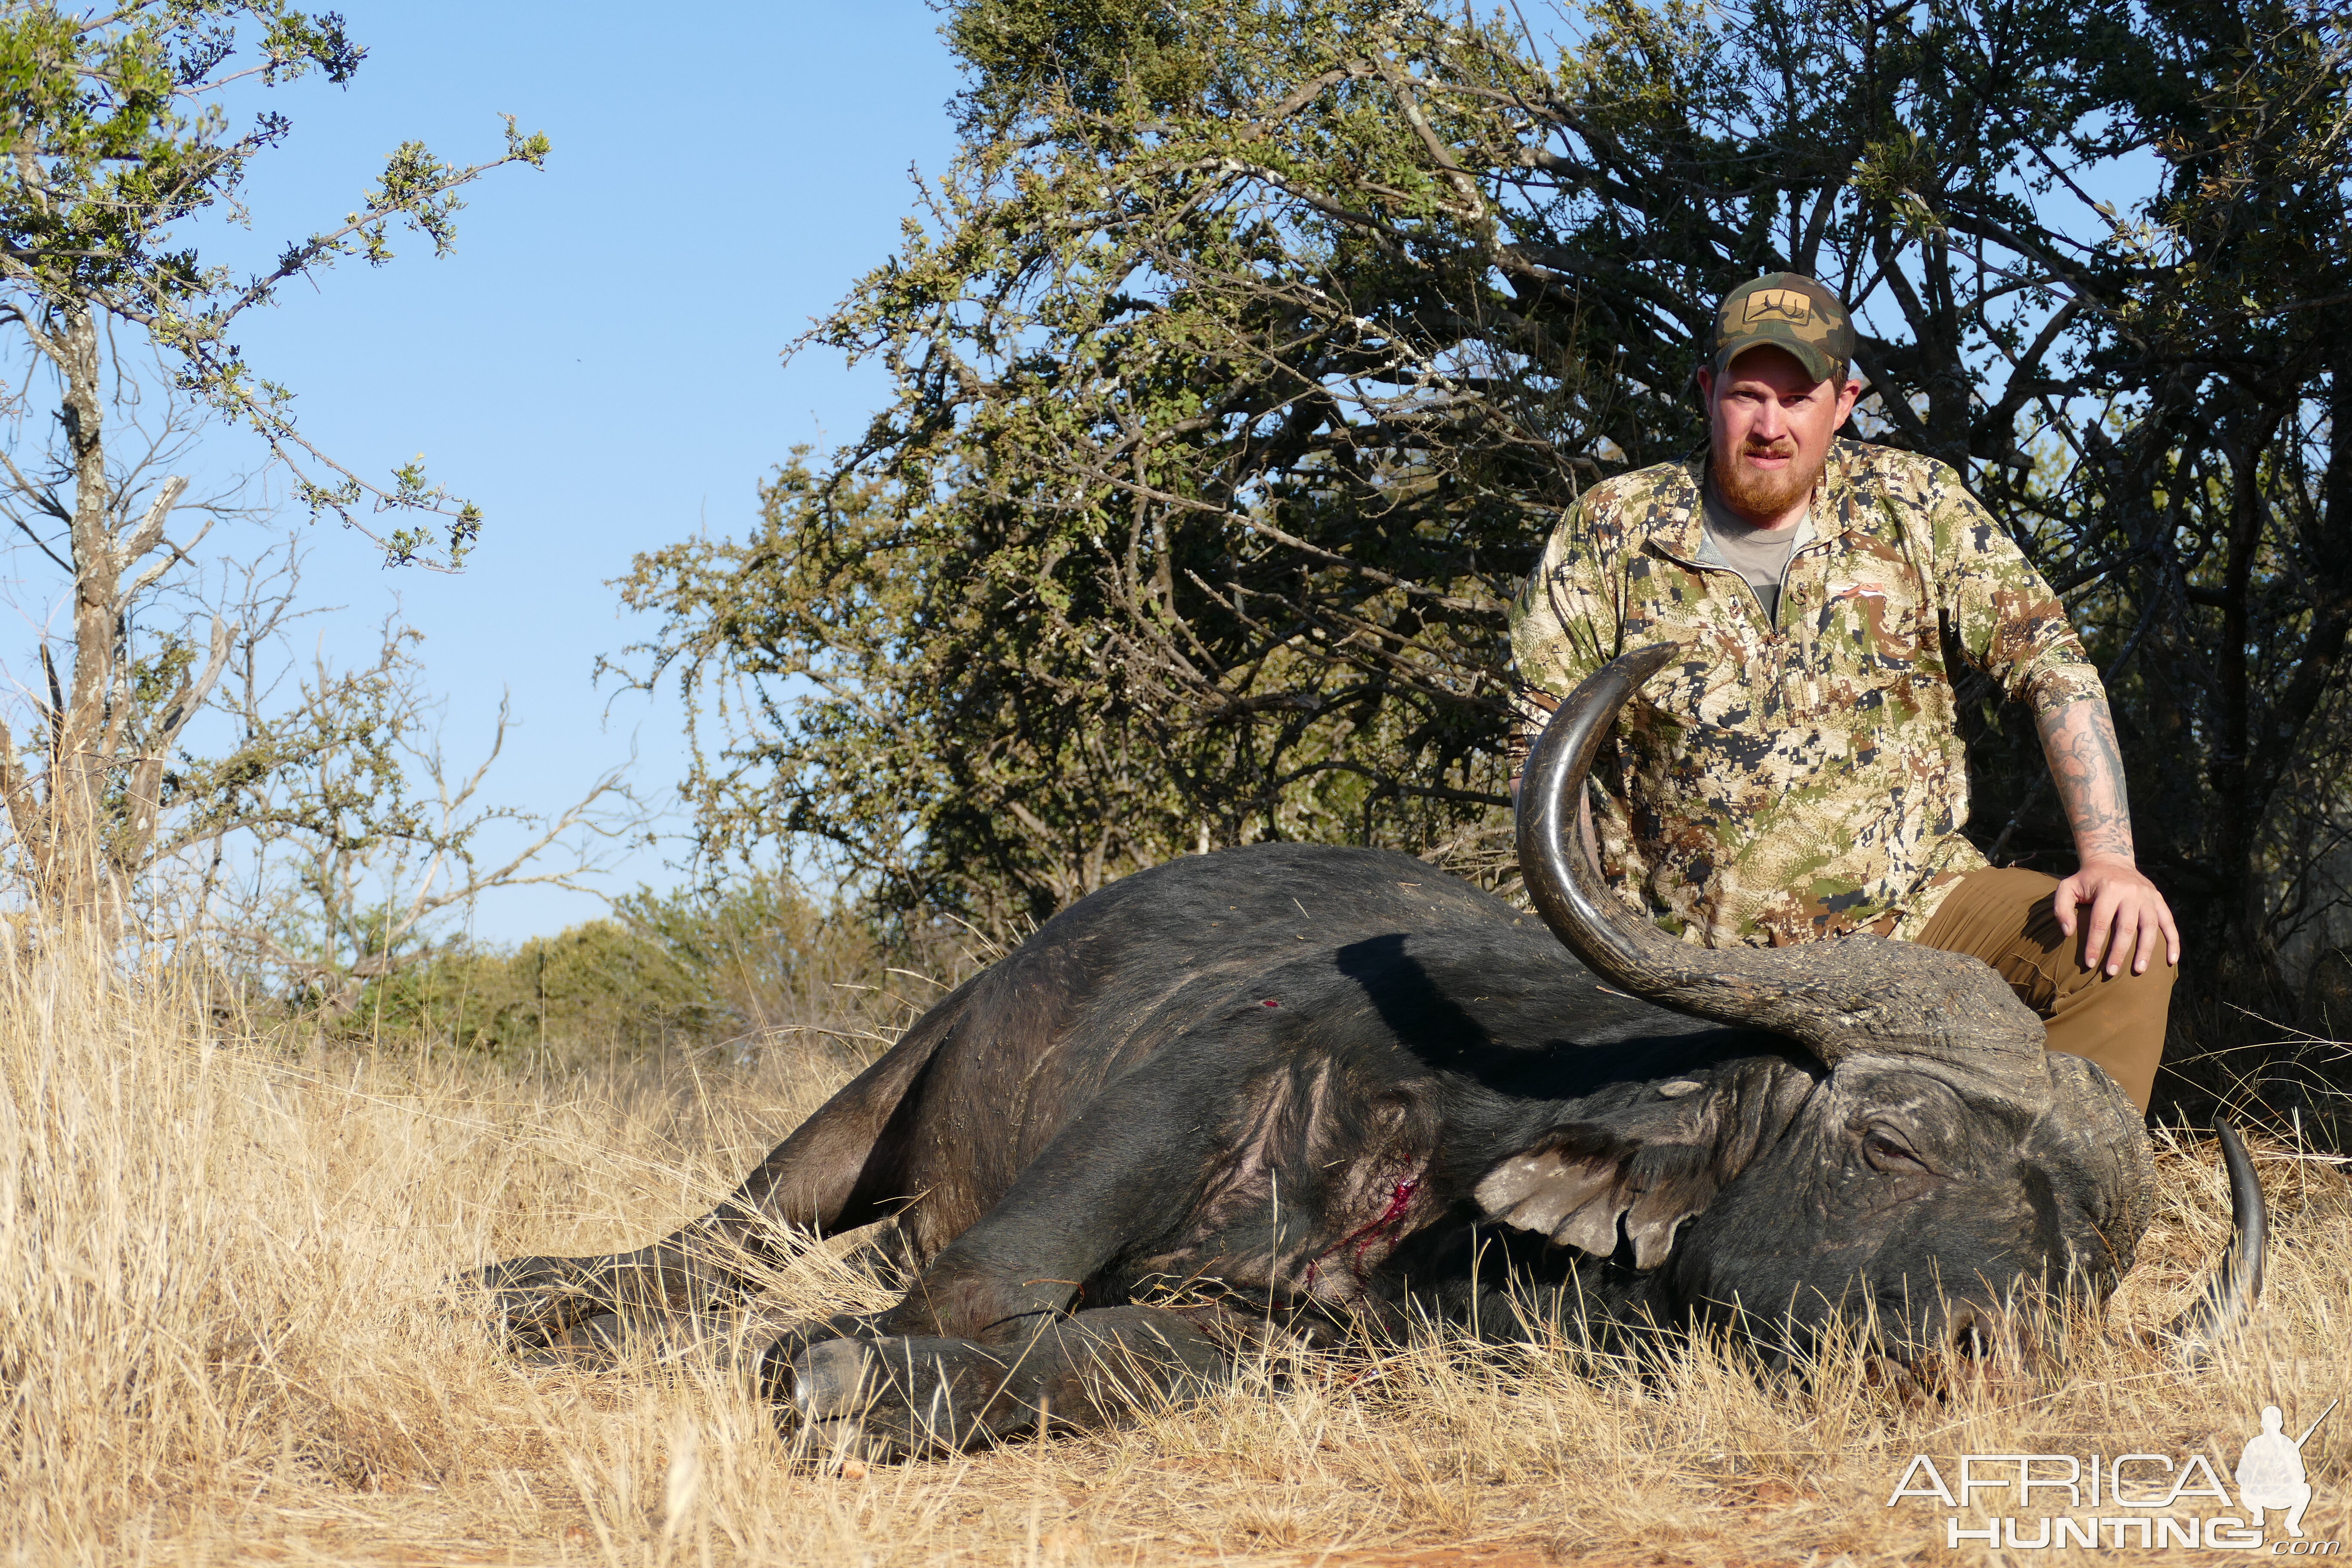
[778,1335,1026,1461]
[466,1254,616,1351]
[753,1312,893,1402]
[509,1302,810,1377]
[514,1309,713,1372]
[784,1339,912,1463]
[519,1310,629,1369]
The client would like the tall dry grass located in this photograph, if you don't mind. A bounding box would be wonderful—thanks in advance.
[3,940,2346,1566]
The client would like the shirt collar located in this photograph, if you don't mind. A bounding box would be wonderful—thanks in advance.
[1697,483,1815,570]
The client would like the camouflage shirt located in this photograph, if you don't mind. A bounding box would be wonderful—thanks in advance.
[1509,438,2104,949]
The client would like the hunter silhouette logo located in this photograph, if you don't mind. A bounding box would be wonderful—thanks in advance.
[1742,287,1814,326]
[2238,1400,2333,1539]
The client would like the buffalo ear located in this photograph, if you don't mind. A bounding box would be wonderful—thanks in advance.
[1474,1065,1795,1269]
[1475,1129,1722,1268]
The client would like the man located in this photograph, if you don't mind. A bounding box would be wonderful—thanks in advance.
[1509,273,2177,1111]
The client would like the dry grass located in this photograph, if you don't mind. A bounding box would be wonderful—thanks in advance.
[4,947,2348,1567]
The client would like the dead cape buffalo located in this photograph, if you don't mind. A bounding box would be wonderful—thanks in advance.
[475,645,2264,1458]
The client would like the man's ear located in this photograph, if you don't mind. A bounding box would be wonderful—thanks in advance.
[1473,1060,1803,1271]
[1835,373,1864,426]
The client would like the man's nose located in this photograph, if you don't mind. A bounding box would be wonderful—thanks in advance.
[1749,396,1790,442]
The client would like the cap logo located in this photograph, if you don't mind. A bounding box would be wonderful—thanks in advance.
[1743,288,1814,327]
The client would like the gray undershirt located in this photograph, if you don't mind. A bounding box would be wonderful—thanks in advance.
[1698,484,1812,624]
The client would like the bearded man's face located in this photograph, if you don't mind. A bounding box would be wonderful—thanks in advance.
[1698,346,1862,526]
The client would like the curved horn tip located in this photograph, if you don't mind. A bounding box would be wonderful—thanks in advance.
[2168,1118,2269,1369]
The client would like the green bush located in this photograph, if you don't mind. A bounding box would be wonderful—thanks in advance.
[614,876,878,1040]
[347,875,893,1062]
[355,919,709,1058]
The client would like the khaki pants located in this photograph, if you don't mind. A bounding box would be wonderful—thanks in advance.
[1912,867,2172,1112]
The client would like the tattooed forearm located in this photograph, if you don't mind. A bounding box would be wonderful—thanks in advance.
[2036,697,2136,864]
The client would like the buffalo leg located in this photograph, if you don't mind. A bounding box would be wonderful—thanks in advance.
[852,1040,1252,1347]
[756,1047,1252,1452]
[771,1306,1231,1461]
[474,998,959,1349]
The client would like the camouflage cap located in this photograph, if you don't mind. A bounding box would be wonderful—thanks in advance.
[1710,273,1856,386]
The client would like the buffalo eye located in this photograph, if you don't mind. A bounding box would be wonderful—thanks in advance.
[1862,1127,1933,1175]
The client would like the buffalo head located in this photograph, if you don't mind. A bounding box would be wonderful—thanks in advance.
[1484,643,2259,1368]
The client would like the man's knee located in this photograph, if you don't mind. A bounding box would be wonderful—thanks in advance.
[1916,867,2067,997]
[1916,866,2172,1111]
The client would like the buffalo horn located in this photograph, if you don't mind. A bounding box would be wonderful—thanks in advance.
[1516,644,2047,1073]
[2168,1120,2268,1366]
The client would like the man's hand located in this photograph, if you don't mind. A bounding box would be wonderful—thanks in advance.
[2054,856,2180,977]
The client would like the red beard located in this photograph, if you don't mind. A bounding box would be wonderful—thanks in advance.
[1714,441,1824,519]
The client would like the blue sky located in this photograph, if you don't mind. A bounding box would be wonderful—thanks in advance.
[163,3,965,940]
